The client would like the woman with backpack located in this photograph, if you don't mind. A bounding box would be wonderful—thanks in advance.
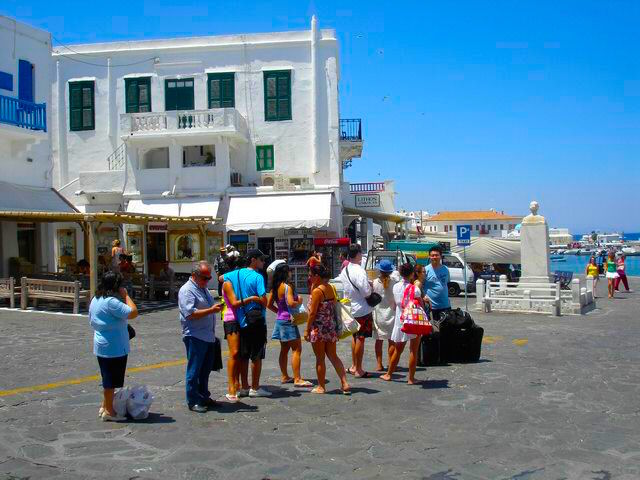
[267,263,313,387]
[381,263,423,385]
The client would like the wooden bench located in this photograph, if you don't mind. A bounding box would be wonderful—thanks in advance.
[0,278,18,308]
[483,280,561,316]
[20,277,90,314]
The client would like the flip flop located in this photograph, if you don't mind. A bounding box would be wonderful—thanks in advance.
[354,371,369,379]
[341,388,352,396]
[280,378,294,384]
[347,367,357,375]
[311,387,325,394]
[294,380,313,388]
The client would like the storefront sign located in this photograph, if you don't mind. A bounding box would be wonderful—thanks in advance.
[148,222,168,233]
[313,237,350,247]
[355,194,380,208]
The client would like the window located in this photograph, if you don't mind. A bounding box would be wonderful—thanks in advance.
[125,77,151,113]
[165,78,194,111]
[443,255,464,269]
[476,224,480,230]
[444,225,449,233]
[264,70,291,121]
[183,145,216,167]
[208,73,234,108]
[69,81,95,131]
[256,145,274,171]
[500,224,504,230]
[494,224,498,230]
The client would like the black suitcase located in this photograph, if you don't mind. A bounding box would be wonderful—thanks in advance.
[441,325,484,363]
[418,332,442,366]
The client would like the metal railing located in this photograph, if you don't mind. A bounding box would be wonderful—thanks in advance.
[0,94,46,132]
[349,182,385,194]
[339,118,362,141]
[107,144,127,171]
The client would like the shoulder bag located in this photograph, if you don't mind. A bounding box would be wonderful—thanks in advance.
[345,264,382,307]
[237,270,264,327]
[284,284,308,326]
[400,284,432,336]
[330,284,360,340]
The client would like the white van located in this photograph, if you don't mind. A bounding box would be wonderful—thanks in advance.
[441,253,475,296]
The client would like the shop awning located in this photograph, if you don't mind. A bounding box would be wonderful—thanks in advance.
[343,206,410,224]
[0,181,77,213]
[226,193,332,231]
[127,198,221,219]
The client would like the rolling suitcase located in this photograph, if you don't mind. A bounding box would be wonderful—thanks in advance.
[418,332,442,366]
[444,325,484,363]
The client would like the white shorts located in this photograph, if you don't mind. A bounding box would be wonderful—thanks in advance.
[606,272,619,279]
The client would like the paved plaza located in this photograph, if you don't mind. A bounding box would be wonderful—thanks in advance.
[0,278,639,480]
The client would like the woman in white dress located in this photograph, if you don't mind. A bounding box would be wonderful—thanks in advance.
[381,263,423,384]
[372,260,399,372]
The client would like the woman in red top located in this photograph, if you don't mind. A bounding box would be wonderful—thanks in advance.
[306,251,322,291]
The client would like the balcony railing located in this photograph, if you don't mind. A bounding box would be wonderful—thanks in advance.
[0,94,46,132]
[350,182,385,194]
[120,108,248,140]
[340,118,362,141]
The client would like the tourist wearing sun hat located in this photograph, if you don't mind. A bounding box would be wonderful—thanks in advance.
[372,259,399,372]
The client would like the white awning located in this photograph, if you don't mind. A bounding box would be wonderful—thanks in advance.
[226,193,332,231]
[127,198,220,219]
[0,181,76,213]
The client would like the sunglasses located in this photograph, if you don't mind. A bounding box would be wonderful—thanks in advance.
[198,275,212,281]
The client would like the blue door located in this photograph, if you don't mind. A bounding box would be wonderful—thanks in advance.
[18,60,34,103]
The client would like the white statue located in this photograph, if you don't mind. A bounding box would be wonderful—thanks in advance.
[522,200,545,225]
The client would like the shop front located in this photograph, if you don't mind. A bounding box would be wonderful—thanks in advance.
[313,236,350,277]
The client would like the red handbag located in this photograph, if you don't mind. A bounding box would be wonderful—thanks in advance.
[400,284,433,336]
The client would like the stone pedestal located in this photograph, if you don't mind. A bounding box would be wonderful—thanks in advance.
[520,223,553,284]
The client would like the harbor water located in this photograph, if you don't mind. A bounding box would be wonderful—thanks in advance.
[551,255,640,277]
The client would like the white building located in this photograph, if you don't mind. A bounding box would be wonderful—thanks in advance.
[0,16,73,278]
[548,228,573,246]
[423,210,521,238]
[51,18,362,285]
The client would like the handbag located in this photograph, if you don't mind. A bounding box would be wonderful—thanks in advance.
[127,324,136,340]
[330,284,360,340]
[400,284,433,336]
[345,265,382,307]
[285,284,308,326]
[236,271,264,327]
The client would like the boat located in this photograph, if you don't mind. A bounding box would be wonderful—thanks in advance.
[564,249,580,255]
[622,246,640,256]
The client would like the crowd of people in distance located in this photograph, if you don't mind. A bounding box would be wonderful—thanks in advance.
[87,242,452,421]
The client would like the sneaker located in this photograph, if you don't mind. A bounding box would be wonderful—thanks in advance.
[225,393,238,403]
[101,412,127,422]
[188,404,208,413]
[249,387,271,398]
[237,389,250,398]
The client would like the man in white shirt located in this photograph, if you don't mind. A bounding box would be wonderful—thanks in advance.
[339,243,373,378]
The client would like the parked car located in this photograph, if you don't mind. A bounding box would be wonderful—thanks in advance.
[441,253,475,296]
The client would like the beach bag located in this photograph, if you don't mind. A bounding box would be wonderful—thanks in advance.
[400,284,432,336]
[329,285,359,340]
[285,284,308,326]
[126,385,154,420]
[113,387,130,417]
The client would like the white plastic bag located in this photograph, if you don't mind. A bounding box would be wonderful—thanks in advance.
[126,385,154,420]
[113,387,130,417]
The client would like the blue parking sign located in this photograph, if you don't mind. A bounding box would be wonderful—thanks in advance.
[456,225,472,246]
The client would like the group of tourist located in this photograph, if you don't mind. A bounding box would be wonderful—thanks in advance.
[586,251,630,299]
[88,242,451,420]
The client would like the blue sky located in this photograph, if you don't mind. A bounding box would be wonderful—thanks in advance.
[3,0,639,233]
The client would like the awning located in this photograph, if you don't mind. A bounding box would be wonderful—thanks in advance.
[417,234,522,264]
[0,181,76,213]
[343,206,410,224]
[127,198,220,219]
[226,193,332,231]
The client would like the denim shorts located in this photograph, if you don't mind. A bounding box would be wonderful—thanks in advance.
[271,320,301,342]
[97,355,128,389]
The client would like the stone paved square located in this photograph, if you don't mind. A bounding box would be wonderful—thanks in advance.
[0,278,639,480]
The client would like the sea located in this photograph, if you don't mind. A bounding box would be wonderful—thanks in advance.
[555,232,640,277]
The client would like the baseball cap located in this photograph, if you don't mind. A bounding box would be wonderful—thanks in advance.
[247,248,267,261]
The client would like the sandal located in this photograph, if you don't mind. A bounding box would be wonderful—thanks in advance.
[311,387,325,394]
[342,389,352,396]
[225,393,238,403]
[354,371,369,379]
[280,377,294,384]
[294,380,313,388]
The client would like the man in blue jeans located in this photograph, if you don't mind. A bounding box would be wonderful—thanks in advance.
[178,261,222,413]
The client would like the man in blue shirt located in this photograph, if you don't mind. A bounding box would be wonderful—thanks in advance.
[424,245,451,323]
[223,249,270,398]
[178,261,222,413]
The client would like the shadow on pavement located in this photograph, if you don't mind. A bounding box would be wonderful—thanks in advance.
[266,386,304,399]
[134,412,176,424]
[421,379,450,389]
[214,402,259,413]
[336,386,380,395]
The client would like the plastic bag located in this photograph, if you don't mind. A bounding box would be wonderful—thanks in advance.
[335,299,360,340]
[113,387,130,417]
[126,385,154,420]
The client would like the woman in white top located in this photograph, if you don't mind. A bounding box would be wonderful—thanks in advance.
[372,260,398,372]
[381,263,422,384]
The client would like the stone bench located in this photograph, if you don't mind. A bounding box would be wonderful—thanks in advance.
[477,277,561,316]
[20,277,90,314]
[0,277,18,308]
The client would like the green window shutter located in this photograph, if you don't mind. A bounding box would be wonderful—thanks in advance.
[126,77,152,113]
[69,81,94,131]
[208,73,234,109]
[256,145,274,171]
[264,71,291,121]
